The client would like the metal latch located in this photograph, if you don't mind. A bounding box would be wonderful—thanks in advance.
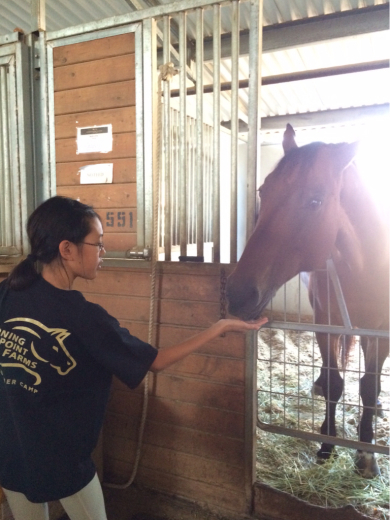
[126,246,152,260]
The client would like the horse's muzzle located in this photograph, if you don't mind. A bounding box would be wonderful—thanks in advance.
[226,278,276,320]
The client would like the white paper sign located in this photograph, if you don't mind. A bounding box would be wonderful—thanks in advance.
[79,163,113,184]
[76,125,113,154]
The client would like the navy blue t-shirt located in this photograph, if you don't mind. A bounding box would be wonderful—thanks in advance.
[0,276,157,502]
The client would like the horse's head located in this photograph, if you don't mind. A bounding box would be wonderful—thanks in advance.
[227,124,358,320]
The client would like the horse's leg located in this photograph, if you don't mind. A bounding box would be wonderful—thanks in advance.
[355,336,388,478]
[312,336,345,397]
[316,332,344,460]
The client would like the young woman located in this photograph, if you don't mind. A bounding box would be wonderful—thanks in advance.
[0,196,267,520]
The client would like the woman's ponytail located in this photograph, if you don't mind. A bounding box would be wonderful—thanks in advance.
[6,254,40,291]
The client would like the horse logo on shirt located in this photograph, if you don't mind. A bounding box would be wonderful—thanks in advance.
[0,318,77,386]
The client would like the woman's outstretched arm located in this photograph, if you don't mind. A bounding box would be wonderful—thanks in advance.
[149,316,268,372]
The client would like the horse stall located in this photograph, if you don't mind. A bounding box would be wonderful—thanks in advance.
[0,1,389,520]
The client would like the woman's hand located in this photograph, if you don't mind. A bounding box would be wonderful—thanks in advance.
[217,316,268,335]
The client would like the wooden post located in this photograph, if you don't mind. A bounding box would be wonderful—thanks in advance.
[31,0,46,32]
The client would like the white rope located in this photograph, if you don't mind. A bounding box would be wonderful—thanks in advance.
[104,62,177,489]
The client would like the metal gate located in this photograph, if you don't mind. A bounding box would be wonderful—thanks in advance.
[37,0,263,265]
[257,265,389,456]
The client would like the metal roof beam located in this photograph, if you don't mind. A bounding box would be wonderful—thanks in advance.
[169,59,389,96]
[260,103,390,131]
[200,5,389,61]
[262,4,389,52]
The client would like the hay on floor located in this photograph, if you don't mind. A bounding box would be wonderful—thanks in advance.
[256,328,390,520]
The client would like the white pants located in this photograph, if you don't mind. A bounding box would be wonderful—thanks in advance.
[2,473,107,520]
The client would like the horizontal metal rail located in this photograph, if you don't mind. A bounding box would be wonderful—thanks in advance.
[263,321,389,339]
[46,0,236,41]
[257,419,389,455]
[170,59,389,97]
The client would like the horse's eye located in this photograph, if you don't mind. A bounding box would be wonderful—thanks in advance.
[309,198,322,210]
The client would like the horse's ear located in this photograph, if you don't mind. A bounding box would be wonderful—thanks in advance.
[332,141,359,173]
[283,124,298,154]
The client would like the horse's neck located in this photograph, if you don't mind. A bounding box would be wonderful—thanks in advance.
[335,164,389,274]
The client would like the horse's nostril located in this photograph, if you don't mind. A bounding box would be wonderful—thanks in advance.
[248,286,260,305]
[227,280,260,315]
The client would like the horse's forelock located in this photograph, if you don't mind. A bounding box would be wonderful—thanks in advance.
[273,142,324,178]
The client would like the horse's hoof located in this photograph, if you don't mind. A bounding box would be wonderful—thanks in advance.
[355,451,381,478]
[316,446,335,462]
[312,383,323,397]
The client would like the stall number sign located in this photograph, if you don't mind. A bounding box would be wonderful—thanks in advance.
[106,211,134,229]
[77,125,112,154]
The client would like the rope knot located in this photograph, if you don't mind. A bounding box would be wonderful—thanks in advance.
[159,62,179,82]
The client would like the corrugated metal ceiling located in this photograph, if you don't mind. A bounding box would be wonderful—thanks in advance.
[0,0,387,39]
[0,0,388,131]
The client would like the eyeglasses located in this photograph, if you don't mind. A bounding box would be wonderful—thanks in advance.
[82,242,105,252]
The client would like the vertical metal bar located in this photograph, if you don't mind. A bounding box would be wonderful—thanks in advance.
[206,125,212,243]
[134,23,146,248]
[175,110,179,246]
[230,0,239,263]
[38,31,54,202]
[179,11,187,257]
[326,257,353,329]
[212,4,221,262]
[245,0,262,511]
[46,42,57,200]
[7,57,21,251]
[189,117,195,244]
[170,108,177,246]
[142,18,157,250]
[246,0,263,240]
[163,15,172,260]
[15,41,33,253]
[196,7,204,258]
[0,63,11,247]
[245,329,258,516]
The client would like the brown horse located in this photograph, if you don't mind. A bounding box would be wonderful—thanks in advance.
[227,124,389,478]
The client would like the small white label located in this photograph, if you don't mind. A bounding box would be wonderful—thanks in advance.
[79,163,113,184]
[76,125,113,154]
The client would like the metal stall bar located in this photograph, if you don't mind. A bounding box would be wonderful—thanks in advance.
[244,0,263,507]
[257,417,389,455]
[143,19,158,250]
[3,53,21,254]
[0,60,12,250]
[179,12,188,258]
[246,0,263,239]
[14,41,34,254]
[196,7,204,259]
[230,0,239,262]
[263,321,389,338]
[171,108,179,247]
[38,32,55,202]
[326,257,353,329]
[163,15,172,261]
[212,4,221,262]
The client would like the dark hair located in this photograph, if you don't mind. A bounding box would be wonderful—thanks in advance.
[7,196,99,291]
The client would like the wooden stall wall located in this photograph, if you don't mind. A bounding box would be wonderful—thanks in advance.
[75,263,250,517]
[53,32,137,253]
[53,33,250,518]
